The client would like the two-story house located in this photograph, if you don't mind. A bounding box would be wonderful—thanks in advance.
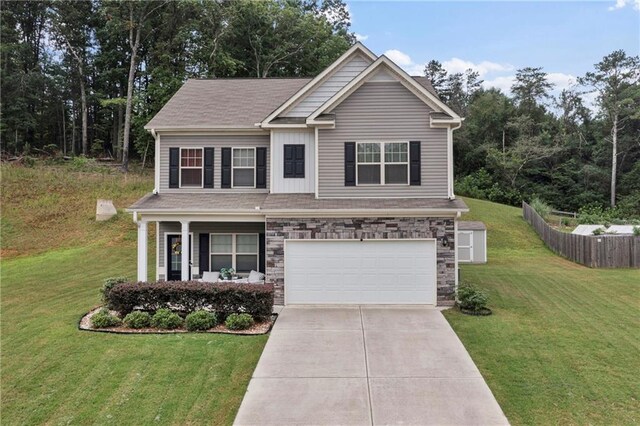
[128,43,468,306]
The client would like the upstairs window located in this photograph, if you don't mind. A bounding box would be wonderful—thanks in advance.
[232,148,255,188]
[180,148,203,187]
[356,142,408,185]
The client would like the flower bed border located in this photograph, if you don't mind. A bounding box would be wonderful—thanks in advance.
[78,306,277,336]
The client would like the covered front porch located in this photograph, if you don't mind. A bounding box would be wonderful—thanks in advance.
[135,219,266,282]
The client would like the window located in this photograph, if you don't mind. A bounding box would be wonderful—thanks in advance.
[180,148,203,187]
[356,142,408,185]
[232,148,255,188]
[284,144,305,178]
[210,234,258,273]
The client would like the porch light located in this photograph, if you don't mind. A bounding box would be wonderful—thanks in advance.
[441,235,449,247]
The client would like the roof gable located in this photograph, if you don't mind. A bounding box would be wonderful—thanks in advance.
[307,56,461,123]
[260,43,377,126]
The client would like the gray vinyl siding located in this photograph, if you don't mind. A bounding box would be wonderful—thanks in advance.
[271,129,315,193]
[317,81,449,198]
[283,54,372,117]
[158,134,270,193]
[158,221,265,279]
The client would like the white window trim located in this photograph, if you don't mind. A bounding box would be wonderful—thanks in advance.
[231,147,257,189]
[355,141,410,186]
[209,233,259,273]
[179,147,204,189]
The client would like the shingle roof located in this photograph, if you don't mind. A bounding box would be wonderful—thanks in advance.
[411,76,440,99]
[128,192,468,213]
[145,78,311,129]
[458,221,486,231]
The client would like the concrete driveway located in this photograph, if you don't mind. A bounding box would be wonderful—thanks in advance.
[234,306,509,426]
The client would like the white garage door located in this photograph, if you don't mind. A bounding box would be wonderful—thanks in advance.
[284,240,437,305]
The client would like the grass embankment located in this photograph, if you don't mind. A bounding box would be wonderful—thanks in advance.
[446,197,640,425]
[1,163,267,425]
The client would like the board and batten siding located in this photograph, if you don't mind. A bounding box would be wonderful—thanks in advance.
[157,222,265,279]
[317,81,449,198]
[271,129,315,193]
[158,134,270,192]
[283,54,373,117]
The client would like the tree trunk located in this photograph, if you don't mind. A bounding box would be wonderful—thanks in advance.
[122,8,142,173]
[610,114,618,208]
[80,73,88,156]
[71,102,76,156]
[62,101,67,155]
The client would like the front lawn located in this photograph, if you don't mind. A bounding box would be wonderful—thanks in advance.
[445,198,640,425]
[0,244,267,425]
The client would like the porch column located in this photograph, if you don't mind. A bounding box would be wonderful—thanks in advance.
[181,220,190,281]
[137,220,148,282]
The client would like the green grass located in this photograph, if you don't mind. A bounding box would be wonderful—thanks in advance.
[1,164,267,425]
[445,198,640,425]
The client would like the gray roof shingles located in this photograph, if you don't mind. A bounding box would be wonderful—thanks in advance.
[458,221,486,230]
[128,192,468,213]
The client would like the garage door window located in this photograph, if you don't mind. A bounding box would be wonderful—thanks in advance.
[210,233,258,273]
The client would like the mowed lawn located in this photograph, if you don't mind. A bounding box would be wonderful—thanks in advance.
[1,165,267,425]
[445,198,640,425]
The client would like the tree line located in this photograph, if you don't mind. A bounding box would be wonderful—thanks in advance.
[425,53,639,215]
[1,0,352,170]
[1,0,638,215]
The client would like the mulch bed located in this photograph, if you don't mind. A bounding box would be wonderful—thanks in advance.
[79,306,276,335]
[460,307,493,316]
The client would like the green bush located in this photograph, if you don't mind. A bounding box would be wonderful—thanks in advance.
[151,308,183,330]
[101,276,128,303]
[91,308,121,328]
[225,313,254,330]
[592,227,605,236]
[634,226,640,237]
[530,197,552,220]
[123,311,151,329]
[457,284,489,311]
[185,310,217,331]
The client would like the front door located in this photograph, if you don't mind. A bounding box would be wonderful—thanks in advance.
[167,234,191,281]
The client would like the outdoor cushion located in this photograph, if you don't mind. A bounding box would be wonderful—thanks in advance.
[248,270,265,283]
[201,271,220,282]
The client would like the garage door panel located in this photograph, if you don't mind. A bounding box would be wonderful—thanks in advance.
[285,240,436,305]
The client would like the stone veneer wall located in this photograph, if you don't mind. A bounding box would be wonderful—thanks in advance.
[265,217,456,305]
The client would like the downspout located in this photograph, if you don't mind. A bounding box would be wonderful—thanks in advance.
[149,128,159,194]
[449,121,463,199]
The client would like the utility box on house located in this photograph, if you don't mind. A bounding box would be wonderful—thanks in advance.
[457,221,487,264]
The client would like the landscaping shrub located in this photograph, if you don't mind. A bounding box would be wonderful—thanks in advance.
[101,276,128,303]
[225,313,254,330]
[634,226,640,237]
[185,310,217,331]
[91,308,121,328]
[151,308,183,330]
[457,284,489,311]
[123,311,151,329]
[530,197,552,220]
[107,281,274,319]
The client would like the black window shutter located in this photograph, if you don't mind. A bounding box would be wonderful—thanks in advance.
[203,147,214,188]
[169,148,180,188]
[344,142,356,186]
[409,141,421,186]
[259,233,265,273]
[256,147,267,188]
[221,148,231,188]
[199,233,210,274]
[284,144,305,178]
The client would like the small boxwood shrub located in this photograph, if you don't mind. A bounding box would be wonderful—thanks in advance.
[225,313,254,330]
[91,308,121,328]
[151,308,183,330]
[457,284,488,311]
[185,310,217,331]
[101,276,128,303]
[107,281,273,319]
[123,311,151,329]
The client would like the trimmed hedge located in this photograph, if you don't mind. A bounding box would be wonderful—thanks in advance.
[123,311,151,328]
[185,310,217,331]
[107,281,273,319]
[225,313,254,330]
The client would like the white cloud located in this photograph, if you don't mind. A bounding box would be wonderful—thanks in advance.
[442,58,513,77]
[608,0,640,11]
[384,49,413,66]
[482,76,517,93]
[355,33,369,42]
[482,72,576,94]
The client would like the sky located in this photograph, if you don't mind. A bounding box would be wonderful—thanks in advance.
[345,0,640,95]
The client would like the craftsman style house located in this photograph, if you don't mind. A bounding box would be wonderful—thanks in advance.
[128,43,467,306]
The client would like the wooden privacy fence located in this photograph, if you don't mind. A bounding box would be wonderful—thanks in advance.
[522,202,640,268]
